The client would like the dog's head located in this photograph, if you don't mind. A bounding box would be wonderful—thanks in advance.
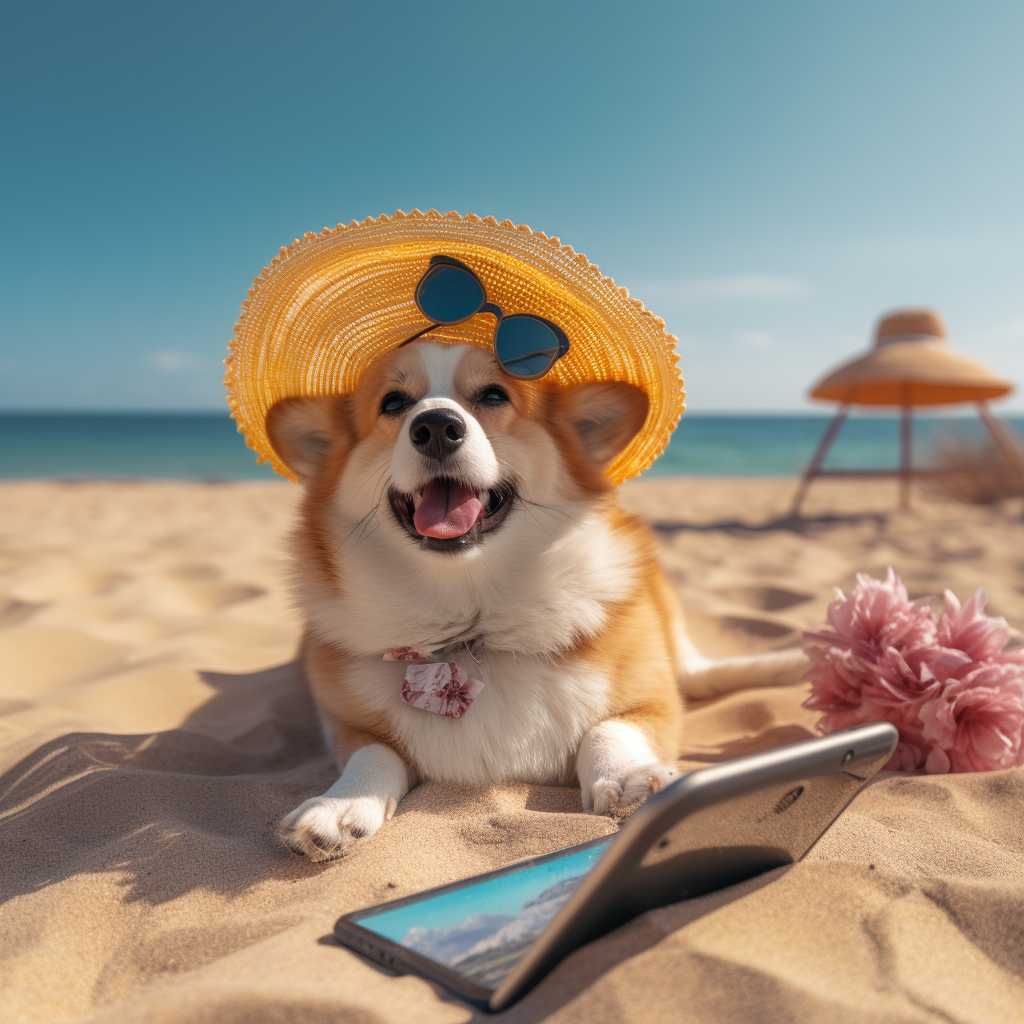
[266,341,648,559]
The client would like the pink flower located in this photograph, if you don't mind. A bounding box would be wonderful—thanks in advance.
[918,666,1024,773]
[816,567,937,653]
[802,568,1024,773]
[936,589,1024,667]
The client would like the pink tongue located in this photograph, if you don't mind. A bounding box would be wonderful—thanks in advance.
[413,481,485,539]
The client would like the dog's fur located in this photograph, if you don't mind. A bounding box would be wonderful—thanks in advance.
[267,341,806,860]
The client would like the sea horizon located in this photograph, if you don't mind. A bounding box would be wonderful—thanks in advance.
[2,410,1022,481]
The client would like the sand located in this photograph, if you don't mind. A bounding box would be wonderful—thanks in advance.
[1,477,1022,1024]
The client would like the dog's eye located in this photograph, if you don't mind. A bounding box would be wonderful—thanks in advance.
[477,386,510,407]
[380,391,413,416]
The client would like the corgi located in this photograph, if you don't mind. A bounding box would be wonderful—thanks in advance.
[267,341,806,861]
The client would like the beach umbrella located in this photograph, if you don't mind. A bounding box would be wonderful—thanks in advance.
[790,308,1018,514]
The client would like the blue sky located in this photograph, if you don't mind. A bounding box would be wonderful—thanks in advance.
[2,1,1021,412]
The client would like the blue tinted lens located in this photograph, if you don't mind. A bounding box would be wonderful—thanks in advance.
[494,317,560,378]
[416,265,485,324]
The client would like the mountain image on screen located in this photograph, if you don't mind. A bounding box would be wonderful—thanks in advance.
[401,875,588,986]
[400,914,516,965]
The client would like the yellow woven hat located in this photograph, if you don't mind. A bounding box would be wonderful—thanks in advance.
[225,210,685,484]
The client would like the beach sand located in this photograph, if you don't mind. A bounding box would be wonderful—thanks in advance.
[1,477,1022,1023]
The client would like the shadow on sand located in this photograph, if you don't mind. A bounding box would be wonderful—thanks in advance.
[0,661,337,906]
[648,509,889,538]
[678,723,817,764]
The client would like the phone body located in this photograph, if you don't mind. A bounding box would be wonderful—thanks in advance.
[335,723,898,1012]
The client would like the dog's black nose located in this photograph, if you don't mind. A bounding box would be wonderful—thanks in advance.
[409,407,467,461]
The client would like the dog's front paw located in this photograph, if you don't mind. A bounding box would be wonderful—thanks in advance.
[278,794,391,861]
[586,763,681,815]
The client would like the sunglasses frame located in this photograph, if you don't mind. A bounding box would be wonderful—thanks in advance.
[406,255,570,381]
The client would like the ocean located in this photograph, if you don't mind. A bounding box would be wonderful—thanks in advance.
[1,412,1021,480]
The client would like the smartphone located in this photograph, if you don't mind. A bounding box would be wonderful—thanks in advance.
[335,723,898,1012]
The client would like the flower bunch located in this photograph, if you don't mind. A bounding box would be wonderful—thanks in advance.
[802,568,1024,773]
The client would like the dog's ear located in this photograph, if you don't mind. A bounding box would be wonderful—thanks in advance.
[266,396,353,483]
[559,381,649,467]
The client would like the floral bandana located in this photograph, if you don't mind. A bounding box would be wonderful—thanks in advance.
[385,647,484,720]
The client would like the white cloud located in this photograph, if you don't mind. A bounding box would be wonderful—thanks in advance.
[149,349,203,372]
[633,274,811,304]
[735,329,774,349]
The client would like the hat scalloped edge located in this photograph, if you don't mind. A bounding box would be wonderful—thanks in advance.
[232,210,678,352]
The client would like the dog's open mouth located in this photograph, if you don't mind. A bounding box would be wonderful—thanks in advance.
[389,479,516,552]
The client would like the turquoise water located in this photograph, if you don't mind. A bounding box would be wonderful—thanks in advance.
[0,414,279,480]
[1,412,1021,480]
[651,414,1023,476]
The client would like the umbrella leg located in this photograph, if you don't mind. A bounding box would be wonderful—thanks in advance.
[899,405,913,509]
[789,405,849,516]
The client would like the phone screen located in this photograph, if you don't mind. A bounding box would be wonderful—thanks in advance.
[356,839,613,987]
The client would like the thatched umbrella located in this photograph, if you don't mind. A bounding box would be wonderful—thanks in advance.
[790,309,1017,514]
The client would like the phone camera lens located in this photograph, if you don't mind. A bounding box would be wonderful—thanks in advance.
[841,749,855,766]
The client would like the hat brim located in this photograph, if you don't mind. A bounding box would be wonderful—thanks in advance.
[810,339,1013,406]
[225,210,685,483]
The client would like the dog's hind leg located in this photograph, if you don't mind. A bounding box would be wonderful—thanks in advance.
[678,647,810,699]
[668,594,809,700]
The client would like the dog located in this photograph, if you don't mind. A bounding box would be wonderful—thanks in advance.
[268,340,806,860]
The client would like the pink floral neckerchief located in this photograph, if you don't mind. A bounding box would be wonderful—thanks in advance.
[384,647,484,720]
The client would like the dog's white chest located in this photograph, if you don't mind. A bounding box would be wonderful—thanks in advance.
[342,651,610,786]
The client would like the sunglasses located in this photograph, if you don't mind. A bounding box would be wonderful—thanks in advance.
[404,255,570,380]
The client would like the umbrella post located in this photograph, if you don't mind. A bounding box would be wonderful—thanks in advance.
[899,404,913,509]
[789,404,849,517]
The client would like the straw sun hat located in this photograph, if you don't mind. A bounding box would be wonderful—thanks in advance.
[225,210,684,484]
[810,308,1012,407]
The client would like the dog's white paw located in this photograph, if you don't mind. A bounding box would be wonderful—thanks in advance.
[278,794,394,861]
[586,763,681,815]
